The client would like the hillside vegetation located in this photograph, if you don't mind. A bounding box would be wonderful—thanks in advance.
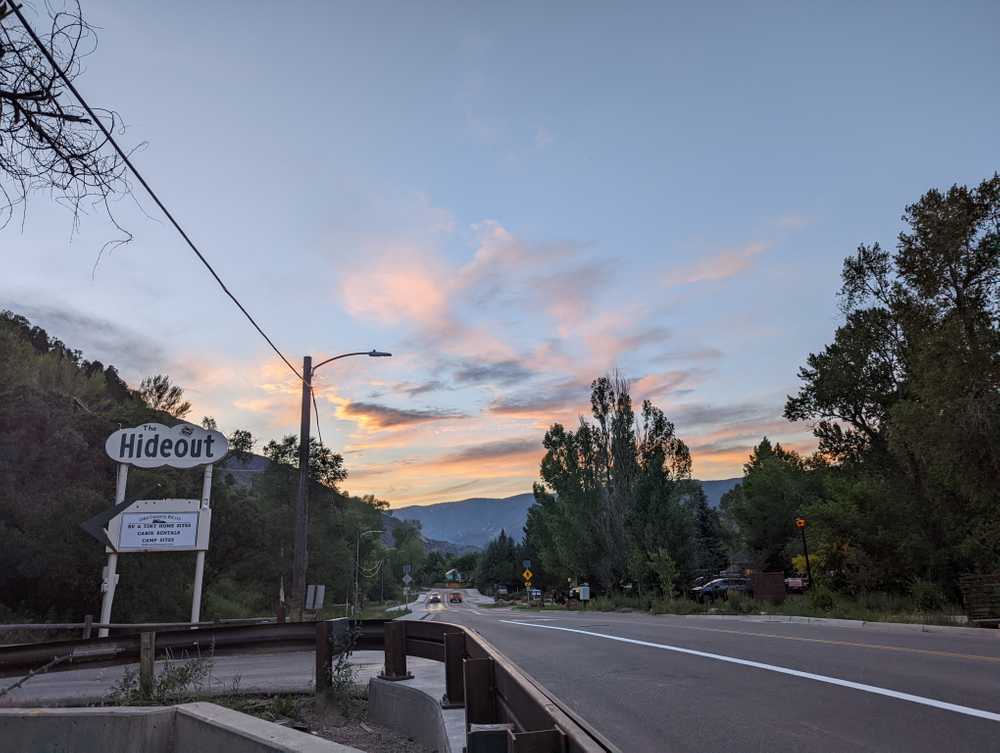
[0,311,436,623]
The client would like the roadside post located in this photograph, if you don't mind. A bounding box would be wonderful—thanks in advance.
[795,517,812,588]
[402,565,413,606]
[96,463,129,637]
[85,423,229,636]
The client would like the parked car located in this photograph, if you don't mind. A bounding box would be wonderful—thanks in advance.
[692,577,751,602]
[529,588,542,600]
[785,576,808,593]
[448,591,463,603]
[496,585,509,597]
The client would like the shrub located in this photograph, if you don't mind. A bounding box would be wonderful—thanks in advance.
[909,579,947,612]
[106,651,214,705]
[808,586,835,612]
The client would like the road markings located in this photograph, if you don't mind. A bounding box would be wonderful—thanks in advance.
[499,620,1000,723]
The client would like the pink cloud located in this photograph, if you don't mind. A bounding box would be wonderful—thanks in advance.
[664,241,771,286]
[340,250,449,328]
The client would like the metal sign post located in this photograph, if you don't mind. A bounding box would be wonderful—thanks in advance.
[97,463,128,638]
[796,517,813,589]
[190,463,213,624]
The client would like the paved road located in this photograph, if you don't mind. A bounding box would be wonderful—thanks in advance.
[7,593,1000,752]
[0,649,403,706]
[418,589,1000,753]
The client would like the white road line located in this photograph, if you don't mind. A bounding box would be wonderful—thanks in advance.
[499,620,1000,723]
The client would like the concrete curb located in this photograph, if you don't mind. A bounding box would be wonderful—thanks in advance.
[682,613,994,637]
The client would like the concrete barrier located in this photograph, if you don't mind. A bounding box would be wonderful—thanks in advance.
[0,706,174,753]
[0,703,363,753]
[369,678,450,752]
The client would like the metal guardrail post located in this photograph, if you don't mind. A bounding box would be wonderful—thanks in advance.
[316,619,354,693]
[379,620,412,681]
[464,656,497,724]
[441,631,465,708]
[315,621,333,692]
[82,615,93,640]
[139,631,156,699]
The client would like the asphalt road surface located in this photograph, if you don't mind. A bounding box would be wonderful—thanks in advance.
[417,589,1000,753]
[7,592,1000,752]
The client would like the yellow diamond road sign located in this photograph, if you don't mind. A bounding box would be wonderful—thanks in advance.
[522,568,533,582]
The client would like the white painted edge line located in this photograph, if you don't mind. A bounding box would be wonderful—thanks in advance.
[499,620,1000,723]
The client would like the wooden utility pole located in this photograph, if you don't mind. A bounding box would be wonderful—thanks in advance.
[291,356,312,619]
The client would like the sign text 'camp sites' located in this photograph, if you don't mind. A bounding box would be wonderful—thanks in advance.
[120,511,199,549]
[105,423,229,468]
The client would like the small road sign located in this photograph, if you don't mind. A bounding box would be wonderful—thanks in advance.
[522,568,533,582]
[522,559,532,569]
[795,517,807,529]
[402,574,413,585]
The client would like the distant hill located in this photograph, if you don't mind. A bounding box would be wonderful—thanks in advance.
[391,479,741,550]
[219,453,472,555]
[700,478,741,508]
[392,493,536,550]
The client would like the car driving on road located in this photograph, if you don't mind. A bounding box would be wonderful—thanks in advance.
[449,591,463,603]
[427,593,442,604]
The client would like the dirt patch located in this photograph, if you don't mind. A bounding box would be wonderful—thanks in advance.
[216,693,435,753]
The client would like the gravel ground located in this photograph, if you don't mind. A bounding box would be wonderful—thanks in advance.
[219,693,435,753]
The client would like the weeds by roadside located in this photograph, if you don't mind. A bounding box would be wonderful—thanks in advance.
[105,650,217,706]
[557,590,967,625]
[647,593,967,625]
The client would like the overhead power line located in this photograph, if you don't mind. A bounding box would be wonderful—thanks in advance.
[7,4,302,381]
[310,387,324,446]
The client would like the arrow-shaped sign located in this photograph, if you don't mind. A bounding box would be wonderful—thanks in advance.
[80,497,135,550]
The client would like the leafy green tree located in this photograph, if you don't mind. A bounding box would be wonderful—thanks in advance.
[721,439,822,572]
[528,373,693,594]
[138,375,192,419]
[228,429,255,461]
[690,485,728,576]
[263,435,347,489]
[474,530,518,592]
[785,175,1000,593]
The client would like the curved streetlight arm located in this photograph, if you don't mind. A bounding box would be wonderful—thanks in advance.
[313,350,392,373]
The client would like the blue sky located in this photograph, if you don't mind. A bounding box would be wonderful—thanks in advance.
[3,0,998,504]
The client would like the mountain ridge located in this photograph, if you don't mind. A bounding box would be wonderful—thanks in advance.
[391,478,741,550]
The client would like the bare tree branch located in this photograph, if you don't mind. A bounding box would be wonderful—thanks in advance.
[0,0,132,242]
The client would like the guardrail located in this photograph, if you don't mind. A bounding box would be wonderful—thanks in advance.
[0,619,619,753]
[0,617,275,640]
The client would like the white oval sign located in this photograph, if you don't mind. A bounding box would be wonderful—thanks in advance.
[105,423,229,468]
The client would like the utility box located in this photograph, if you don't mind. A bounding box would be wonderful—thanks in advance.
[751,572,786,604]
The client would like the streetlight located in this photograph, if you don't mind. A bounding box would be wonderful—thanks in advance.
[291,351,391,619]
[355,529,384,617]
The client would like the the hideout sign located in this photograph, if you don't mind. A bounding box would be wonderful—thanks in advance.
[88,423,229,632]
[105,422,228,468]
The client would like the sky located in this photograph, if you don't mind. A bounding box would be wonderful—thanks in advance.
[3,1,998,506]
